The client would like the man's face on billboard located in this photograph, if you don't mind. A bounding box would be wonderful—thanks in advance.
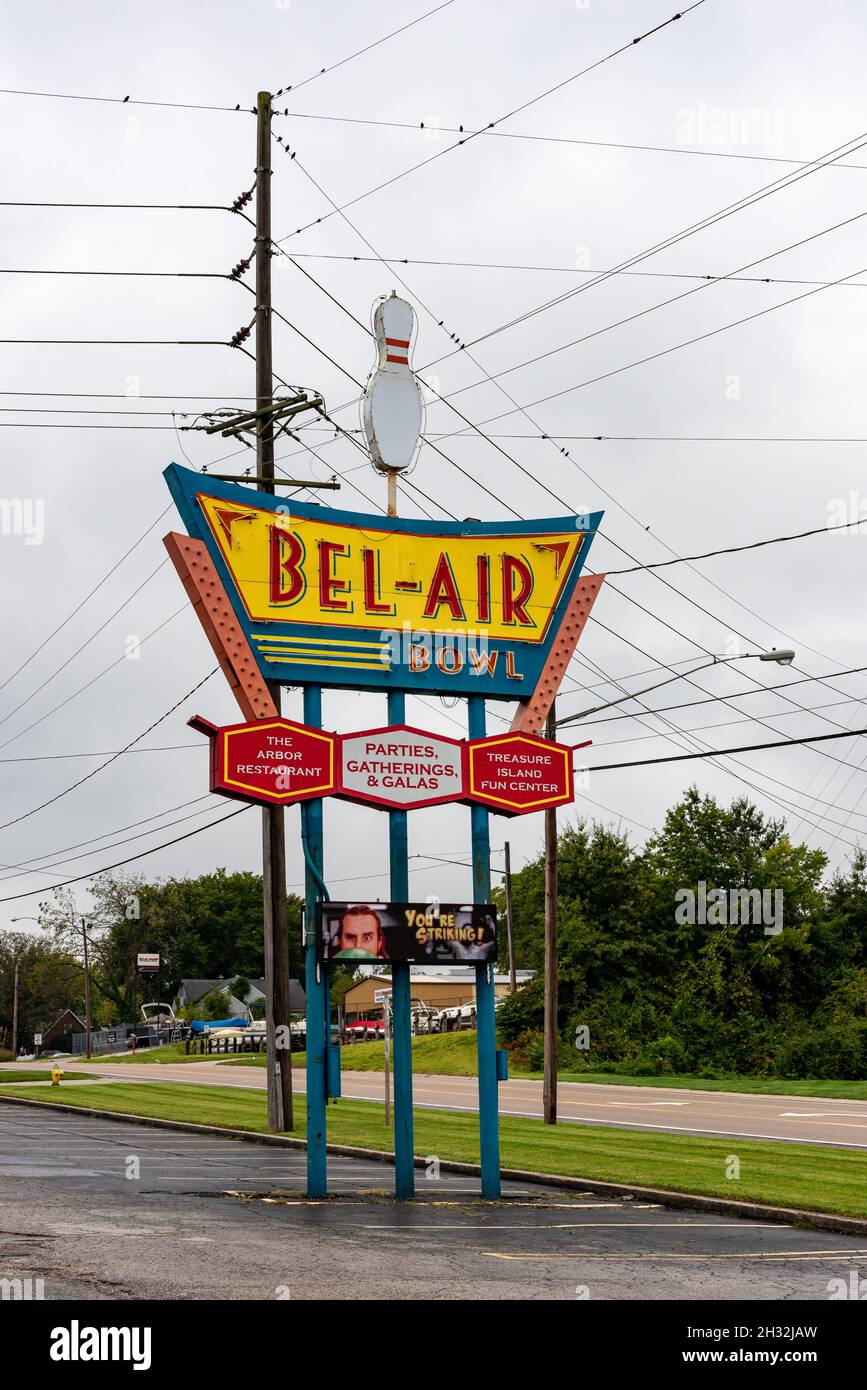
[337,912,383,957]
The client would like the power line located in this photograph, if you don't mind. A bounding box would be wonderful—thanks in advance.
[424,432,867,444]
[278,153,864,744]
[431,206,867,407]
[380,216,867,698]
[0,803,250,905]
[574,664,867,727]
[0,795,216,881]
[591,725,867,772]
[581,629,867,845]
[0,338,230,346]
[0,407,195,416]
[0,606,190,756]
[289,300,867,822]
[273,138,867,776]
[0,744,199,763]
[289,249,867,293]
[425,126,867,362]
[0,798,230,884]
[273,112,867,174]
[0,559,169,734]
[0,88,250,114]
[275,2,708,242]
[0,506,173,698]
[605,519,867,574]
[274,1,455,96]
[0,669,217,832]
[282,192,867,817]
[0,268,231,278]
[0,201,236,211]
[435,258,867,425]
[571,640,867,848]
[588,695,867,794]
[0,391,260,401]
[0,422,178,429]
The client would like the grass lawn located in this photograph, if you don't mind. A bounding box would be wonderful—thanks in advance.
[0,1069,91,1083]
[88,1044,218,1065]
[219,1031,479,1076]
[216,1030,867,1101]
[2,1079,866,1219]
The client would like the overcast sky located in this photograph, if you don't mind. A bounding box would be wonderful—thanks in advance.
[2,0,867,937]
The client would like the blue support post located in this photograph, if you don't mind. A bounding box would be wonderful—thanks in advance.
[468,693,501,1199]
[388,689,415,1198]
[303,684,328,1197]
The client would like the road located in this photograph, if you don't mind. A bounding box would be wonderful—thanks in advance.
[1,1107,865,1300]
[21,1059,867,1149]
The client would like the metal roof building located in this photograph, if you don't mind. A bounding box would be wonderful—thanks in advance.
[343,969,533,1018]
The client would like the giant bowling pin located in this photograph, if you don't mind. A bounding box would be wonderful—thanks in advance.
[362,293,424,513]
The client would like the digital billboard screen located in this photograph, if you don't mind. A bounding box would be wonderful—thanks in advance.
[318,901,497,965]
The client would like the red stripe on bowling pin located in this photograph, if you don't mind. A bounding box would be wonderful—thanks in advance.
[386,336,409,364]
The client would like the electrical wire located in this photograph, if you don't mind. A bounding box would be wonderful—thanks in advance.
[0,607,191,757]
[273,140,867,787]
[0,799,231,883]
[0,506,173,698]
[591,725,867,772]
[273,1,455,96]
[290,248,867,293]
[573,664,867,727]
[275,2,708,242]
[273,113,867,174]
[431,206,867,407]
[0,669,217,833]
[0,559,169,734]
[276,147,865,747]
[426,127,867,361]
[0,89,250,114]
[0,804,250,905]
[604,520,867,574]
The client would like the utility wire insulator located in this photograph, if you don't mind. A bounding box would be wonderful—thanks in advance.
[229,254,254,281]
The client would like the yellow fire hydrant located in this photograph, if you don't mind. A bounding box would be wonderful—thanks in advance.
[50,1066,64,1087]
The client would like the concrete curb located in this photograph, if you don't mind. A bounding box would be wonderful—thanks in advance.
[1,1091,865,1236]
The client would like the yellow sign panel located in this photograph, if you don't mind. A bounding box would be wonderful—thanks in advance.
[197,492,584,645]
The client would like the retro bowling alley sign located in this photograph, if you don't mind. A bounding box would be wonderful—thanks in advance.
[164,463,602,701]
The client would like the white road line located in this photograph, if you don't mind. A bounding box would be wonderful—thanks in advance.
[780,1111,867,1119]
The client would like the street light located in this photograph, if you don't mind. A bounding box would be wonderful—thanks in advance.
[541,647,797,1125]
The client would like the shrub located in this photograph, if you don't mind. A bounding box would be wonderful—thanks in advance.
[507,1028,545,1073]
[629,1035,692,1075]
[775,1021,867,1079]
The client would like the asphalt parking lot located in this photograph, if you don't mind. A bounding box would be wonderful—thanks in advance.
[1,1106,865,1300]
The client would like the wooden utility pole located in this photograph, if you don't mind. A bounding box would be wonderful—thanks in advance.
[11,957,19,1059]
[256,90,293,1132]
[81,918,93,1061]
[543,704,558,1124]
[503,841,517,994]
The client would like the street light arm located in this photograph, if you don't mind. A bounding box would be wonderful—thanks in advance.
[555,649,797,730]
[556,656,721,729]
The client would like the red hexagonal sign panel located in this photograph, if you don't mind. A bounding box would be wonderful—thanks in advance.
[466,731,579,816]
[190,714,336,807]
